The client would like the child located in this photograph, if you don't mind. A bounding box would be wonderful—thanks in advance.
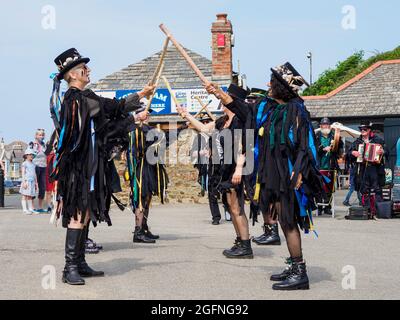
[19,149,37,214]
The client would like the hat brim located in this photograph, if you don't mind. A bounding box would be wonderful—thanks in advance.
[57,57,90,80]
[227,84,249,101]
[199,117,213,122]
[270,68,298,97]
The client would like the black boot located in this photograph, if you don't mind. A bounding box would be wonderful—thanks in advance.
[223,239,254,259]
[253,223,281,246]
[62,228,85,285]
[78,227,104,278]
[143,222,160,240]
[270,257,292,281]
[222,237,241,256]
[133,226,156,243]
[272,260,310,290]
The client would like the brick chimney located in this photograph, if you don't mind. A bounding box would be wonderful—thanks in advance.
[211,13,233,81]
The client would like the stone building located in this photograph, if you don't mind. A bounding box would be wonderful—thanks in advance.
[0,139,27,181]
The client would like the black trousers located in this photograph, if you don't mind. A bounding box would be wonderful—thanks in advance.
[0,168,4,207]
[360,165,383,213]
[35,166,46,200]
[208,191,221,221]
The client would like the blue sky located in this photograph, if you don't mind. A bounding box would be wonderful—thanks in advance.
[0,0,398,142]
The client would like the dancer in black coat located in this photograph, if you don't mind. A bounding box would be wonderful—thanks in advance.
[50,48,154,285]
[206,62,326,290]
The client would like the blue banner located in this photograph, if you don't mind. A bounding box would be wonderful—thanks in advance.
[115,89,171,115]
[115,86,228,115]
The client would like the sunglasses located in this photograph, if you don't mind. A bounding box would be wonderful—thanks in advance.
[360,128,369,132]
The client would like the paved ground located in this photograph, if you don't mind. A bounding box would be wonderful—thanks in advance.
[1,191,400,300]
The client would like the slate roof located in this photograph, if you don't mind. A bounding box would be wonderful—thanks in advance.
[90,46,227,91]
[303,60,400,119]
[0,141,26,162]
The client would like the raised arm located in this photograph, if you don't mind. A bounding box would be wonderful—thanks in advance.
[176,105,215,134]
[91,84,155,119]
[204,83,250,123]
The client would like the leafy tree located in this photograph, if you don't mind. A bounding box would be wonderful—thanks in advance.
[302,46,400,96]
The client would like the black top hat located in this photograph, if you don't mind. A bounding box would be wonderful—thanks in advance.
[271,62,309,96]
[359,120,372,129]
[227,83,250,101]
[54,48,90,80]
[320,117,331,125]
[248,87,268,98]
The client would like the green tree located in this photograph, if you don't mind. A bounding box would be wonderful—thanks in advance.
[302,46,400,96]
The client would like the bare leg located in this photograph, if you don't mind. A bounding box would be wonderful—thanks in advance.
[227,190,249,240]
[68,209,90,229]
[45,192,52,209]
[231,214,240,237]
[223,190,253,258]
[264,212,278,225]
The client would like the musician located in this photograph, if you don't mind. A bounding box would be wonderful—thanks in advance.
[206,62,326,290]
[127,122,168,243]
[50,48,153,285]
[315,117,344,215]
[348,121,386,217]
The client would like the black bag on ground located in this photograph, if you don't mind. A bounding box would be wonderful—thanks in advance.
[345,206,369,220]
[376,201,392,219]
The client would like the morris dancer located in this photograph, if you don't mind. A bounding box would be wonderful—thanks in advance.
[50,48,153,285]
[190,113,225,225]
[206,63,326,290]
[243,88,282,246]
[127,122,168,244]
[177,85,253,259]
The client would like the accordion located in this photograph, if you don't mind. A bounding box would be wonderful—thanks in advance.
[357,143,383,164]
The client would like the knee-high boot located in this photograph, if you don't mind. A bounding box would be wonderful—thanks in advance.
[62,228,85,285]
[77,226,104,278]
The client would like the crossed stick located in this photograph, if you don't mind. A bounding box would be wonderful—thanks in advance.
[194,97,215,121]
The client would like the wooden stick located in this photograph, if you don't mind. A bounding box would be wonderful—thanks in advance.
[193,97,215,120]
[145,62,165,113]
[161,76,186,119]
[149,37,169,85]
[159,24,210,85]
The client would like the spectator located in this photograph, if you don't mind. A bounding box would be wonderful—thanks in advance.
[29,129,48,213]
[343,166,362,206]
[0,159,5,208]
[44,134,56,212]
[19,149,37,214]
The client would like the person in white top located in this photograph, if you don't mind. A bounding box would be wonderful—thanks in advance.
[29,129,48,213]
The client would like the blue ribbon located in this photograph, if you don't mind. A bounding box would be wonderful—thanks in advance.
[254,100,273,177]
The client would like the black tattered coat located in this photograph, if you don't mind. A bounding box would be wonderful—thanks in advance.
[52,88,142,227]
[226,97,325,231]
